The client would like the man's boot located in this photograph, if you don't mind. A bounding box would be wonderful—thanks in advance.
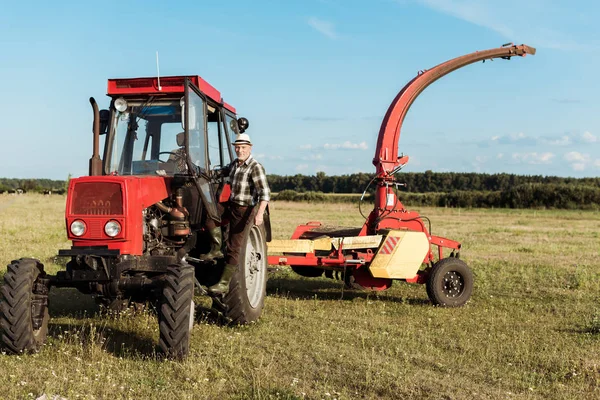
[198,227,223,261]
[208,263,237,295]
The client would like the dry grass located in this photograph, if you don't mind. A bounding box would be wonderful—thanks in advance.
[1,195,599,399]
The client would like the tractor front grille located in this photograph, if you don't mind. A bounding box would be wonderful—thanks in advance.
[71,182,123,215]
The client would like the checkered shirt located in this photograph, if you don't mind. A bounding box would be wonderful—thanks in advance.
[229,155,270,206]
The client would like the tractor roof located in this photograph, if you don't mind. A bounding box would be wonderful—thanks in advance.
[107,75,236,113]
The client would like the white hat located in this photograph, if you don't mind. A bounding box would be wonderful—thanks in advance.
[232,133,252,146]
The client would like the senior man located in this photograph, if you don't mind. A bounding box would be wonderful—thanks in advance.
[203,132,270,295]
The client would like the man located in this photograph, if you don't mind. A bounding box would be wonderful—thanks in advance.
[202,132,270,295]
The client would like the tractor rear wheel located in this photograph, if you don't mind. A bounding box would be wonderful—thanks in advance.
[426,258,473,307]
[0,258,49,354]
[158,264,195,359]
[219,223,268,324]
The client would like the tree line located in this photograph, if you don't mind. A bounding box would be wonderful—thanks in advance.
[268,171,600,210]
[0,178,68,194]
[268,171,600,194]
[2,172,599,209]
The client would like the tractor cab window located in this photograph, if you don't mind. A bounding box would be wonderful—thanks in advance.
[107,99,190,176]
[207,106,232,171]
[186,89,208,172]
[224,113,238,161]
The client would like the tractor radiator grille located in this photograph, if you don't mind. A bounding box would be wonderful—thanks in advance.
[71,182,123,215]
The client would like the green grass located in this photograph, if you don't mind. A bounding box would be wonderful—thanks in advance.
[1,195,600,399]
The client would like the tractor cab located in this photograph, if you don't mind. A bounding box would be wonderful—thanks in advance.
[100,76,241,178]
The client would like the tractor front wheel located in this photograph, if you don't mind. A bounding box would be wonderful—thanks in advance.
[158,264,195,359]
[0,258,49,354]
[426,258,473,307]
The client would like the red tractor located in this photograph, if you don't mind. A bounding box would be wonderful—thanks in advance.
[0,76,270,358]
[267,44,536,305]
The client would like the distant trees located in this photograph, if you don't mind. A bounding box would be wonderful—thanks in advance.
[0,178,67,194]
[1,171,599,209]
[268,172,600,210]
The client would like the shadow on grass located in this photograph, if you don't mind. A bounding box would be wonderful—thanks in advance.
[47,288,159,358]
[266,275,430,306]
[48,288,100,318]
[48,322,157,358]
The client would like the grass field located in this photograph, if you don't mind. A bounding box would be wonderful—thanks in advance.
[1,194,599,399]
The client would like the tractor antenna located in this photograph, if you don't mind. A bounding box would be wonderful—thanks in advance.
[156,51,162,91]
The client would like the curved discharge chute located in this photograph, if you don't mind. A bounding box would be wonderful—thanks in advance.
[373,44,536,177]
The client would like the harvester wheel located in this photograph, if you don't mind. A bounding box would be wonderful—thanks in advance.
[0,258,49,354]
[219,223,268,324]
[158,264,195,359]
[290,266,324,278]
[426,258,473,307]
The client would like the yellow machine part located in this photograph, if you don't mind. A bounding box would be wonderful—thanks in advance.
[369,230,430,279]
[267,238,333,254]
[267,235,383,254]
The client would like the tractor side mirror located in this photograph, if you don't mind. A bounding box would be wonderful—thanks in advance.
[99,109,110,135]
[237,117,249,133]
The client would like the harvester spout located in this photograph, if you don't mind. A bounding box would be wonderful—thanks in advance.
[89,97,102,176]
[373,43,536,177]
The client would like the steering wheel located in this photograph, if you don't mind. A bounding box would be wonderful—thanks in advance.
[157,151,179,163]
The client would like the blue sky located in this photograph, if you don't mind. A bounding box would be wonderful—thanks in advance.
[1,0,598,180]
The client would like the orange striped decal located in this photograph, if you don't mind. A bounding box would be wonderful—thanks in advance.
[379,236,400,255]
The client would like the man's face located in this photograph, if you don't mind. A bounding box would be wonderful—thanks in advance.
[234,144,252,162]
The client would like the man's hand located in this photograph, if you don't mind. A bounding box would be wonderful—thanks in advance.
[254,200,268,226]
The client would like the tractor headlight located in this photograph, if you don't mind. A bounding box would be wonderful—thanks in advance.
[114,97,128,112]
[70,220,86,237]
[104,220,121,237]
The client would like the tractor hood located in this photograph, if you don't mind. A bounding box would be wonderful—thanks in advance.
[65,175,171,255]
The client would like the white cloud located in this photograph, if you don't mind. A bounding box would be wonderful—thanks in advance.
[417,0,514,38]
[268,155,284,161]
[544,135,571,146]
[299,144,313,150]
[490,132,537,146]
[563,151,600,171]
[512,152,555,164]
[307,17,338,39]
[324,141,368,150]
[496,153,504,159]
[414,0,597,51]
[564,151,589,163]
[302,153,323,161]
[295,164,309,172]
[582,131,598,143]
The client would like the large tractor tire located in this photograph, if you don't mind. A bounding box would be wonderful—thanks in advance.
[219,224,268,324]
[158,264,195,359]
[0,258,49,354]
[426,258,473,307]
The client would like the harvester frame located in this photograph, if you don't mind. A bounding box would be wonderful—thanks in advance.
[267,44,536,305]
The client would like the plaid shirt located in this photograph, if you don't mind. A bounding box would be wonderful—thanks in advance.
[229,155,270,206]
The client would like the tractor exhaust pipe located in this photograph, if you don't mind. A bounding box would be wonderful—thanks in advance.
[89,97,102,176]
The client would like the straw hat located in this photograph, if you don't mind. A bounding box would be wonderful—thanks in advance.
[232,133,252,146]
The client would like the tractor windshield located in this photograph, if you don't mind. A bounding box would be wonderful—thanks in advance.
[107,98,206,176]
